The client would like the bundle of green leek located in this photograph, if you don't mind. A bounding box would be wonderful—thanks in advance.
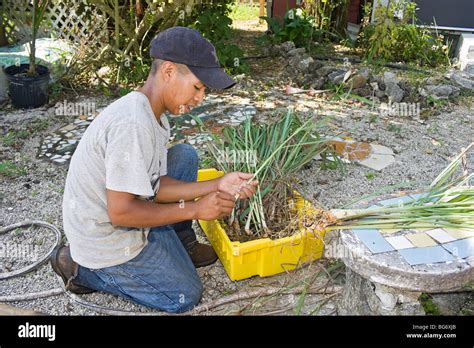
[203,110,336,241]
[322,142,474,233]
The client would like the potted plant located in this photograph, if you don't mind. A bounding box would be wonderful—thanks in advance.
[4,0,50,108]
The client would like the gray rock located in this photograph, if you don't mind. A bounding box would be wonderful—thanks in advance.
[314,65,340,77]
[385,82,405,103]
[419,84,460,99]
[56,144,77,155]
[352,86,372,97]
[446,70,474,89]
[372,83,386,98]
[310,60,324,71]
[269,45,281,56]
[288,54,310,71]
[310,77,326,90]
[263,45,281,57]
[287,47,306,57]
[280,41,296,53]
[328,69,349,85]
[423,77,440,85]
[296,57,314,73]
[383,71,400,85]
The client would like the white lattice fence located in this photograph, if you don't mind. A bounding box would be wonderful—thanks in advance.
[1,0,109,46]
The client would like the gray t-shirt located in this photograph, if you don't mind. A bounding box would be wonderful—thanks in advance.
[62,91,170,269]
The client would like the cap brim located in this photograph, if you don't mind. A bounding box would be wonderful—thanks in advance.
[188,66,236,90]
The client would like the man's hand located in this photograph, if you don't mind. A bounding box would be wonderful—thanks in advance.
[195,191,236,220]
[217,172,259,200]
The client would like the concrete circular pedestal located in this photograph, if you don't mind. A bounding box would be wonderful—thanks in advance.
[336,192,474,315]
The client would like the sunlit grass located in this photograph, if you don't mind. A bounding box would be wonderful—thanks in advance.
[229,3,262,22]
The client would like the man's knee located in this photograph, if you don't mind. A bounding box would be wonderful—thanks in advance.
[169,277,203,313]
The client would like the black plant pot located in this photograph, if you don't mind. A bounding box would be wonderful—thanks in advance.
[4,64,50,109]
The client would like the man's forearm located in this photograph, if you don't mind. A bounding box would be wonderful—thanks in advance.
[111,198,198,228]
[155,175,218,203]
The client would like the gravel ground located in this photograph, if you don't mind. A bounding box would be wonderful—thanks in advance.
[1,69,473,315]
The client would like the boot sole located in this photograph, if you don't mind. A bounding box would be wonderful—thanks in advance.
[50,246,96,295]
[193,255,219,268]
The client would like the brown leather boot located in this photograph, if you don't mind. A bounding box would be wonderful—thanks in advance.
[186,241,218,268]
[50,245,96,294]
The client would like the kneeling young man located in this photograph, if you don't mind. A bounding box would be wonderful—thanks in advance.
[51,27,258,313]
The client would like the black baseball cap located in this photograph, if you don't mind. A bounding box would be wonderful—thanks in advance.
[150,26,236,90]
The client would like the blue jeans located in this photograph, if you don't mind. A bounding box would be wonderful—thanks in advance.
[74,144,203,313]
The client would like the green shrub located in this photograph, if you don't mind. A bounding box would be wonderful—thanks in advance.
[259,8,316,48]
[358,1,449,67]
[68,0,247,91]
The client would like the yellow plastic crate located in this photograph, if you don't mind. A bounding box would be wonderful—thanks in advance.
[197,168,326,281]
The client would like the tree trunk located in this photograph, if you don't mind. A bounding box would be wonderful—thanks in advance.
[0,17,8,46]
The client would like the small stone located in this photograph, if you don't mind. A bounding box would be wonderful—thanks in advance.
[296,57,314,73]
[359,154,395,171]
[280,41,296,53]
[287,47,306,57]
[375,89,386,99]
[59,124,76,132]
[383,71,400,85]
[54,158,67,164]
[385,82,405,103]
[328,69,348,84]
[65,132,74,138]
[51,155,61,160]
[314,66,339,77]
[419,84,460,99]
[348,73,368,89]
[310,77,326,90]
[370,144,394,155]
[446,70,474,89]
